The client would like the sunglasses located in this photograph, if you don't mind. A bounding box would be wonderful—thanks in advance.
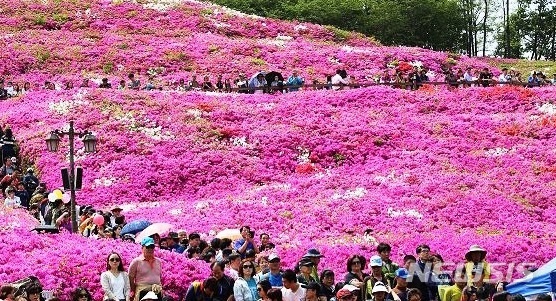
[257,288,262,292]
[78,294,88,298]
[243,265,254,269]
[145,245,155,249]
[109,257,120,262]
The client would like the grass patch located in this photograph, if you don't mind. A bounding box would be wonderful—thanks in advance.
[488,58,556,76]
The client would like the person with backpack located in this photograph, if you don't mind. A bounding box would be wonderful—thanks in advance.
[22,168,39,200]
[184,277,218,301]
[1,128,16,160]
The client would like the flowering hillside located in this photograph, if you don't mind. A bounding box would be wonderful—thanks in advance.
[0,0,493,84]
[0,0,554,300]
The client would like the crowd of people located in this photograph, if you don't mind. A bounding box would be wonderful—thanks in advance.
[1,66,554,99]
[0,235,545,301]
[442,67,556,88]
[0,70,350,97]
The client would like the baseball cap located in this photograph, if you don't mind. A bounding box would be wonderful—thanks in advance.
[299,259,314,267]
[372,282,389,294]
[302,248,324,258]
[336,289,353,300]
[10,157,16,163]
[141,237,155,247]
[268,254,280,263]
[395,268,409,279]
[370,255,383,267]
[342,284,360,292]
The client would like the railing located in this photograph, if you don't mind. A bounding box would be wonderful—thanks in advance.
[205,79,546,93]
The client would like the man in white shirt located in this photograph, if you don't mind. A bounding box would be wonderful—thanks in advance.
[6,82,16,97]
[4,186,21,208]
[281,269,306,301]
[225,252,241,280]
[498,68,510,85]
[463,67,474,87]
[331,70,350,91]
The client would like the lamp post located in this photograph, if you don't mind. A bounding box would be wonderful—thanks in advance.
[45,120,97,233]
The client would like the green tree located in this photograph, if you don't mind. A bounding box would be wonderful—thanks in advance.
[494,12,523,58]
[210,0,467,51]
[514,0,556,60]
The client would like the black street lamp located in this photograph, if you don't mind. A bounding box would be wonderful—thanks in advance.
[45,121,97,233]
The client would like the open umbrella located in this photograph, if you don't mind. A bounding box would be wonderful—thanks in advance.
[215,228,242,240]
[135,223,174,243]
[265,71,284,84]
[120,220,151,236]
[248,71,267,89]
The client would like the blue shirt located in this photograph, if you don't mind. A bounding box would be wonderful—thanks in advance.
[268,272,283,288]
[286,76,304,91]
[234,239,255,257]
[247,277,259,300]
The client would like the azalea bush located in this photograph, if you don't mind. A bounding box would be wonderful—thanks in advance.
[2,84,556,297]
[0,0,493,85]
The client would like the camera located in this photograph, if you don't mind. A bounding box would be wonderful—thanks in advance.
[249,230,255,238]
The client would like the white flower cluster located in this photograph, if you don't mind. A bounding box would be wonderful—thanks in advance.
[186,108,203,119]
[139,0,184,11]
[538,102,556,115]
[115,112,175,140]
[294,24,307,31]
[410,60,424,68]
[296,147,311,163]
[341,45,372,54]
[147,67,165,77]
[48,90,90,115]
[169,208,182,215]
[387,207,423,219]
[213,6,264,19]
[256,102,276,110]
[92,176,117,188]
[331,187,367,200]
[232,136,248,147]
[484,147,510,157]
[276,35,293,41]
[213,21,231,28]
[328,57,340,64]
[195,201,210,211]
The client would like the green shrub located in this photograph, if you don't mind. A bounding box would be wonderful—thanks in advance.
[35,48,51,64]
[102,62,114,74]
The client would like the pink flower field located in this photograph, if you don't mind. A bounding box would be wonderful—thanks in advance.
[0,0,555,300]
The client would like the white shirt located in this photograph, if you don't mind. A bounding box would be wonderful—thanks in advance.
[331,74,349,90]
[498,73,510,83]
[281,285,306,301]
[463,72,474,82]
[109,272,126,300]
[6,86,16,97]
[4,196,21,208]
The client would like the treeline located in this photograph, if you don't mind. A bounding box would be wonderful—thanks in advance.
[210,0,556,60]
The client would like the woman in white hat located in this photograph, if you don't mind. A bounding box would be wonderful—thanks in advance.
[464,245,491,287]
[371,282,390,301]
